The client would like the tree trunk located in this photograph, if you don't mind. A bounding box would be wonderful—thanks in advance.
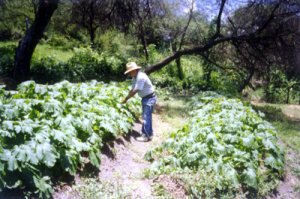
[13,0,59,82]
[90,27,96,47]
[89,0,96,46]
[286,88,290,104]
[265,66,272,102]
[139,24,149,60]
[203,61,212,89]
[238,67,255,92]
[171,43,184,80]
[175,58,184,80]
[141,35,149,60]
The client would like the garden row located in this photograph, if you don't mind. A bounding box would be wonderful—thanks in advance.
[145,92,285,198]
[0,80,140,198]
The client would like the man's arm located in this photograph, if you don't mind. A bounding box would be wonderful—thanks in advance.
[122,89,138,104]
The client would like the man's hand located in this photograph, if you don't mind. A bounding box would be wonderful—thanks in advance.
[121,98,127,104]
[122,89,137,104]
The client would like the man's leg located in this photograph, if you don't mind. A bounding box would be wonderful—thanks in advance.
[142,97,156,137]
[142,103,152,137]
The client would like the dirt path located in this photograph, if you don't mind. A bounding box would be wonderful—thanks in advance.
[99,113,175,198]
[53,107,185,199]
[266,146,300,199]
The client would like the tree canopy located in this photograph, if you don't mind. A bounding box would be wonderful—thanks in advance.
[0,0,299,95]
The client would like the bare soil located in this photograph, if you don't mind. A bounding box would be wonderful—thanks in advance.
[98,112,187,198]
[267,147,300,199]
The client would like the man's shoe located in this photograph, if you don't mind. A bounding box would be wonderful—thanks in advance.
[148,136,153,141]
[136,134,150,142]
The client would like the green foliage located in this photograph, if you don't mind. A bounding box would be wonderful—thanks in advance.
[0,80,140,197]
[42,34,81,51]
[265,69,299,103]
[68,47,111,81]
[46,34,70,47]
[0,44,16,76]
[30,57,66,83]
[30,47,126,83]
[145,92,285,198]
[209,70,241,94]
[150,54,206,93]
[0,42,127,83]
[64,24,90,44]
[95,29,136,57]
[0,0,35,40]
[32,43,74,62]
[253,104,300,152]
[147,46,239,94]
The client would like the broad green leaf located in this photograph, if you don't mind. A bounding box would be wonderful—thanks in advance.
[89,150,100,167]
[242,167,257,189]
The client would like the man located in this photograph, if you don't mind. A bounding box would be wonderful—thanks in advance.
[122,62,157,142]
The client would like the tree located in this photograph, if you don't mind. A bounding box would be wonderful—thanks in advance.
[13,0,59,82]
[70,0,114,46]
[0,0,38,40]
[128,0,166,60]
[165,0,195,79]
[144,0,300,92]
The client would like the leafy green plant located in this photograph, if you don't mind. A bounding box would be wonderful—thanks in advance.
[0,80,140,198]
[0,44,16,76]
[31,57,67,83]
[30,47,126,83]
[67,47,111,81]
[265,69,300,104]
[145,92,284,198]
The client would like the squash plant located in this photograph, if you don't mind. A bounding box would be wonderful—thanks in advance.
[0,80,140,198]
[145,92,284,198]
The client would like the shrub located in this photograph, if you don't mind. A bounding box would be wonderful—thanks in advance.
[95,29,137,58]
[0,44,16,76]
[30,47,127,83]
[264,69,299,104]
[31,57,67,83]
[68,47,113,81]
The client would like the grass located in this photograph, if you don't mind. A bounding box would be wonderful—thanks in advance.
[0,41,74,62]
[252,103,300,151]
[155,90,190,128]
[0,41,17,47]
[33,43,74,62]
[274,121,300,152]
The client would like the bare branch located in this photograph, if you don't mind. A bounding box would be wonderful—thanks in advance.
[200,54,237,71]
[145,36,233,74]
[214,0,227,38]
[178,0,194,50]
[256,1,281,34]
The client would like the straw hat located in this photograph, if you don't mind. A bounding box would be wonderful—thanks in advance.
[124,62,141,75]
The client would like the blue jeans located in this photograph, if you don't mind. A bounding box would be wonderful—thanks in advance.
[141,96,157,137]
